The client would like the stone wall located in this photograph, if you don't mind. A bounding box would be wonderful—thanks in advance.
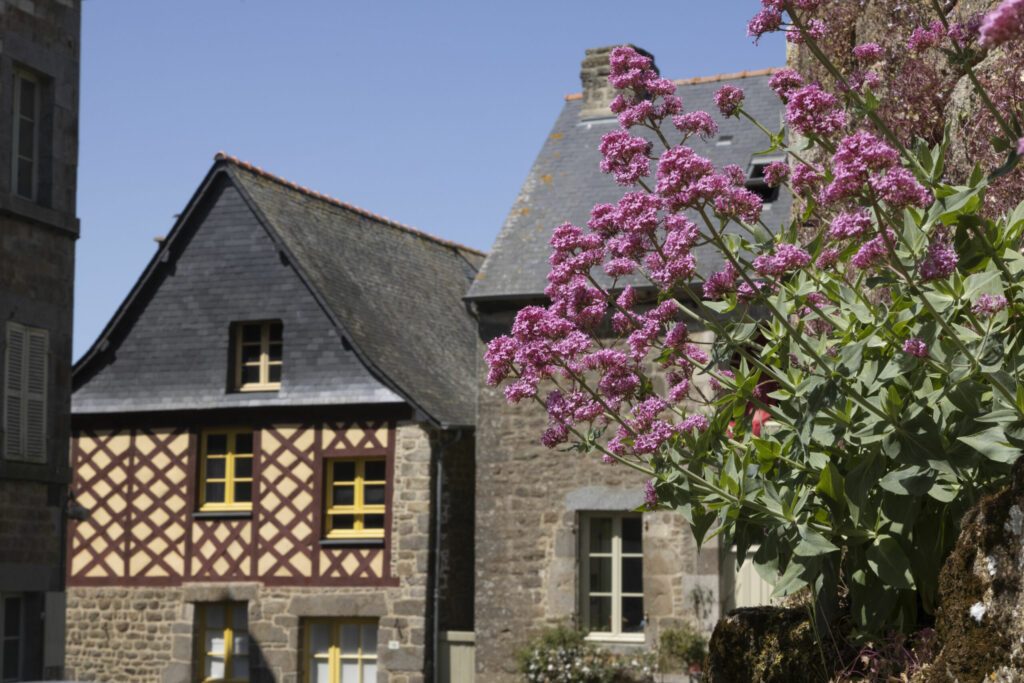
[66,421,446,683]
[65,584,431,683]
[0,479,61,568]
[473,308,721,682]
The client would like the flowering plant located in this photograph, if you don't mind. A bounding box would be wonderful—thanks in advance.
[486,0,1024,636]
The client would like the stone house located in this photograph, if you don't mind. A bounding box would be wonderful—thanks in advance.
[0,1,80,679]
[65,154,478,683]
[465,47,791,681]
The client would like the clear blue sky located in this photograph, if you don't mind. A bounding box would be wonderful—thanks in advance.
[75,1,784,359]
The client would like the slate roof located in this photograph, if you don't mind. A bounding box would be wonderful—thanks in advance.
[73,155,484,428]
[466,69,792,300]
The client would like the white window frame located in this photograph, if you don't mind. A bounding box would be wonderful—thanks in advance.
[579,513,645,643]
[3,322,48,463]
[0,594,24,683]
[12,68,40,201]
[233,321,282,392]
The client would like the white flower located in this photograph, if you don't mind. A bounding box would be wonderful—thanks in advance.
[970,601,987,623]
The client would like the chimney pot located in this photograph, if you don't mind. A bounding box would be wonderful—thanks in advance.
[579,44,658,120]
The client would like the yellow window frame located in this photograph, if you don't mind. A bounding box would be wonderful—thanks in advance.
[324,458,386,540]
[234,321,282,392]
[199,429,254,512]
[195,602,249,683]
[302,618,377,683]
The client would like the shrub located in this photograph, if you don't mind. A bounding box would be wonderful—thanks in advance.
[516,625,656,683]
[487,0,1024,640]
[658,623,708,672]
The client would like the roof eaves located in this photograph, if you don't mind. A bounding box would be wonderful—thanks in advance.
[563,66,785,101]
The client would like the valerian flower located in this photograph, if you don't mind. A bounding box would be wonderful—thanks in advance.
[672,111,718,139]
[714,85,745,117]
[903,337,929,357]
[853,42,884,63]
[979,0,1024,47]
[973,294,1009,317]
[785,84,846,136]
[917,228,958,281]
[908,20,945,52]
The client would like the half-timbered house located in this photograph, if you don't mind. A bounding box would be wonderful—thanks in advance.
[65,153,479,683]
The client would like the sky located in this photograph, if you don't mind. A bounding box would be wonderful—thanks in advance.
[74,1,785,359]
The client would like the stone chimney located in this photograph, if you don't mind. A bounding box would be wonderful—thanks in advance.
[579,44,658,120]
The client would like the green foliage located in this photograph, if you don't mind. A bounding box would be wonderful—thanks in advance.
[659,173,1024,635]
[516,625,657,683]
[657,623,708,672]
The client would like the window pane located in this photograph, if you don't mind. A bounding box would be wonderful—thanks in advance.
[205,482,226,504]
[235,433,254,455]
[361,624,377,655]
[234,457,253,479]
[241,325,261,343]
[19,78,36,117]
[334,461,356,482]
[331,514,355,531]
[205,457,226,479]
[364,484,386,505]
[364,662,377,681]
[234,634,249,656]
[205,655,225,680]
[207,434,228,455]
[364,460,386,481]
[269,323,283,342]
[234,482,252,503]
[205,630,226,655]
[341,661,360,683]
[309,623,331,656]
[16,158,33,197]
[622,557,644,593]
[268,364,282,383]
[364,514,385,530]
[231,654,249,679]
[4,597,21,636]
[241,365,261,384]
[241,345,261,364]
[622,597,645,632]
[589,517,612,553]
[341,623,359,655]
[204,605,225,629]
[268,343,282,361]
[622,517,642,554]
[311,659,330,683]
[3,639,19,679]
[332,486,354,506]
[18,119,34,158]
[589,556,612,593]
[588,596,611,632]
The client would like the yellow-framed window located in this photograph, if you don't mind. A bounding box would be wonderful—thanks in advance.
[199,430,254,512]
[234,321,282,391]
[580,514,644,642]
[195,602,249,683]
[303,618,377,683]
[324,458,386,539]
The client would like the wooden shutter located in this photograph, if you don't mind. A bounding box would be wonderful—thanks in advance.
[4,324,25,459]
[24,328,47,461]
[3,323,47,462]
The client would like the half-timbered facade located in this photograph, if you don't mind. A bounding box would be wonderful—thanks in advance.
[67,154,479,683]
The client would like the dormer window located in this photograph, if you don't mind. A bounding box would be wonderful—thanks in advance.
[745,160,782,204]
[233,321,282,392]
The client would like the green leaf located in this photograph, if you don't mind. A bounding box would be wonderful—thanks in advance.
[878,466,936,497]
[866,535,915,589]
[793,524,839,557]
[958,426,1021,464]
[816,462,845,504]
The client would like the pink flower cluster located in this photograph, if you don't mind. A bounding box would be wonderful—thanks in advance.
[973,294,1009,317]
[980,0,1024,47]
[785,85,846,136]
[917,228,958,282]
[902,337,929,357]
[714,85,745,117]
[908,20,945,52]
[753,243,811,277]
[853,43,884,63]
[821,131,931,209]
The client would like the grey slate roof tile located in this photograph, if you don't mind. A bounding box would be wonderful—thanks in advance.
[466,72,792,300]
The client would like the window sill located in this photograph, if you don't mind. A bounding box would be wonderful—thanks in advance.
[193,510,253,520]
[584,633,646,645]
[319,538,386,548]
[236,384,281,393]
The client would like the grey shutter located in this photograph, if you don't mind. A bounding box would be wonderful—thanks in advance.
[24,328,47,462]
[4,324,25,459]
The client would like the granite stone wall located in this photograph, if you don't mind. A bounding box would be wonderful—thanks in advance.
[473,308,721,682]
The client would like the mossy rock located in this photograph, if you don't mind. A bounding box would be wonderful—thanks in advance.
[704,606,841,682]
[919,461,1024,681]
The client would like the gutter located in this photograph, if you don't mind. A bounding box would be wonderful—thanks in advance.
[431,428,465,683]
